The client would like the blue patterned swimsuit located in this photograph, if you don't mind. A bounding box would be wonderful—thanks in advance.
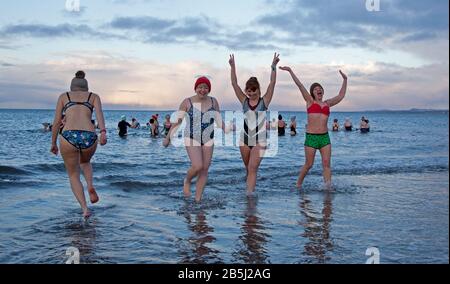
[60,92,98,150]
[184,97,216,146]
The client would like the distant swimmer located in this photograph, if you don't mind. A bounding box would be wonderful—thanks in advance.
[278,114,286,136]
[118,115,131,137]
[50,71,107,219]
[290,116,297,136]
[131,118,141,129]
[332,119,339,132]
[149,118,159,137]
[42,122,52,132]
[360,117,370,133]
[162,114,172,137]
[280,66,348,189]
[227,119,237,133]
[344,117,353,131]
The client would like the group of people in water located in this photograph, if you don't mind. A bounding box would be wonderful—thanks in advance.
[50,53,349,218]
[332,116,370,133]
[117,114,173,138]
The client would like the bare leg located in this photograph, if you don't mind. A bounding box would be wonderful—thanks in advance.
[239,145,251,179]
[80,142,99,204]
[60,139,90,218]
[195,145,214,202]
[246,144,265,194]
[185,143,203,198]
[297,146,317,189]
[319,144,332,188]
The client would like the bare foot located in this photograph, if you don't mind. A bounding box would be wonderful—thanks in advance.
[88,187,99,204]
[83,208,91,219]
[296,178,303,190]
[183,178,192,198]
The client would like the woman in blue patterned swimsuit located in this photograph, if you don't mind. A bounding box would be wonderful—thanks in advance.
[163,77,226,202]
[50,71,108,219]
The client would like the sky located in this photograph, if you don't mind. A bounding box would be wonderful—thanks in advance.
[0,0,448,111]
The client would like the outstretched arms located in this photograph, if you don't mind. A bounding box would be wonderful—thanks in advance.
[229,54,247,104]
[279,66,314,105]
[325,70,348,107]
[262,53,280,107]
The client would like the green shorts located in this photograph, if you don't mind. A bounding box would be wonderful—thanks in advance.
[304,133,331,150]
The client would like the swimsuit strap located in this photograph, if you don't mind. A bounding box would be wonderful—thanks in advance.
[87,92,93,104]
[210,97,215,111]
[66,92,72,102]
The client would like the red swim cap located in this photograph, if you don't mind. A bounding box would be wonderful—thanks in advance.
[194,77,211,92]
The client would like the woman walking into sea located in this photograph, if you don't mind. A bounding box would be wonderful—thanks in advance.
[50,71,107,218]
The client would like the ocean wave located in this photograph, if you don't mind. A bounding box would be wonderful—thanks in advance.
[0,165,30,176]
[0,179,43,189]
[257,164,449,177]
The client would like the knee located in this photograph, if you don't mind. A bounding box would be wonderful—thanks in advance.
[191,164,203,175]
[322,159,331,169]
[201,165,210,175]
[67,170,81,179]
[248,163,259,173]
[303,162,314,171]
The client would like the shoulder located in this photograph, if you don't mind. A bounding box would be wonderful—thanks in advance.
[211,97,220,107]
[90,92,100,101]
[58,92,68,100]
[180,98,191,110]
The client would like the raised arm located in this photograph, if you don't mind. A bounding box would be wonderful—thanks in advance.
[50,94,64,155]
[163,99,188,147]
[325,70,348,107]
[93,94,107,146]
[229,54,247,104]
[279,66,314,105]
[262,53,280,107]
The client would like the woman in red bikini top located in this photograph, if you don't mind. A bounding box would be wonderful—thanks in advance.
[279,66,348,190]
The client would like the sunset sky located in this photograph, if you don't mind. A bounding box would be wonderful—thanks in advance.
[0,0,448,111]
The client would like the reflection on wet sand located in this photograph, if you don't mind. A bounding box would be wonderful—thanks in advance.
[63,218,98,263]
[233,196,270,264]
[179,202,222,264]
[299,191,334,263]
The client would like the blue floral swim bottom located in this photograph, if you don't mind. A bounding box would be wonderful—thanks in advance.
[61,130,98,150]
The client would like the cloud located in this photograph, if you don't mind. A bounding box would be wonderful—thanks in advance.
[107,14,282,51]
[0,52,447,111]
[1,0,447,56]
[0,23,125,40]
[256,0,449,59]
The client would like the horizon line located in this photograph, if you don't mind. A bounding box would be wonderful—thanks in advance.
[0,108,448,113]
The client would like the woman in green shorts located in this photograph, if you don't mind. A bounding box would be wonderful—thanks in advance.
[279,66,348,189]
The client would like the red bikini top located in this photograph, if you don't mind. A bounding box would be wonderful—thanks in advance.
[307,102,330,116]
